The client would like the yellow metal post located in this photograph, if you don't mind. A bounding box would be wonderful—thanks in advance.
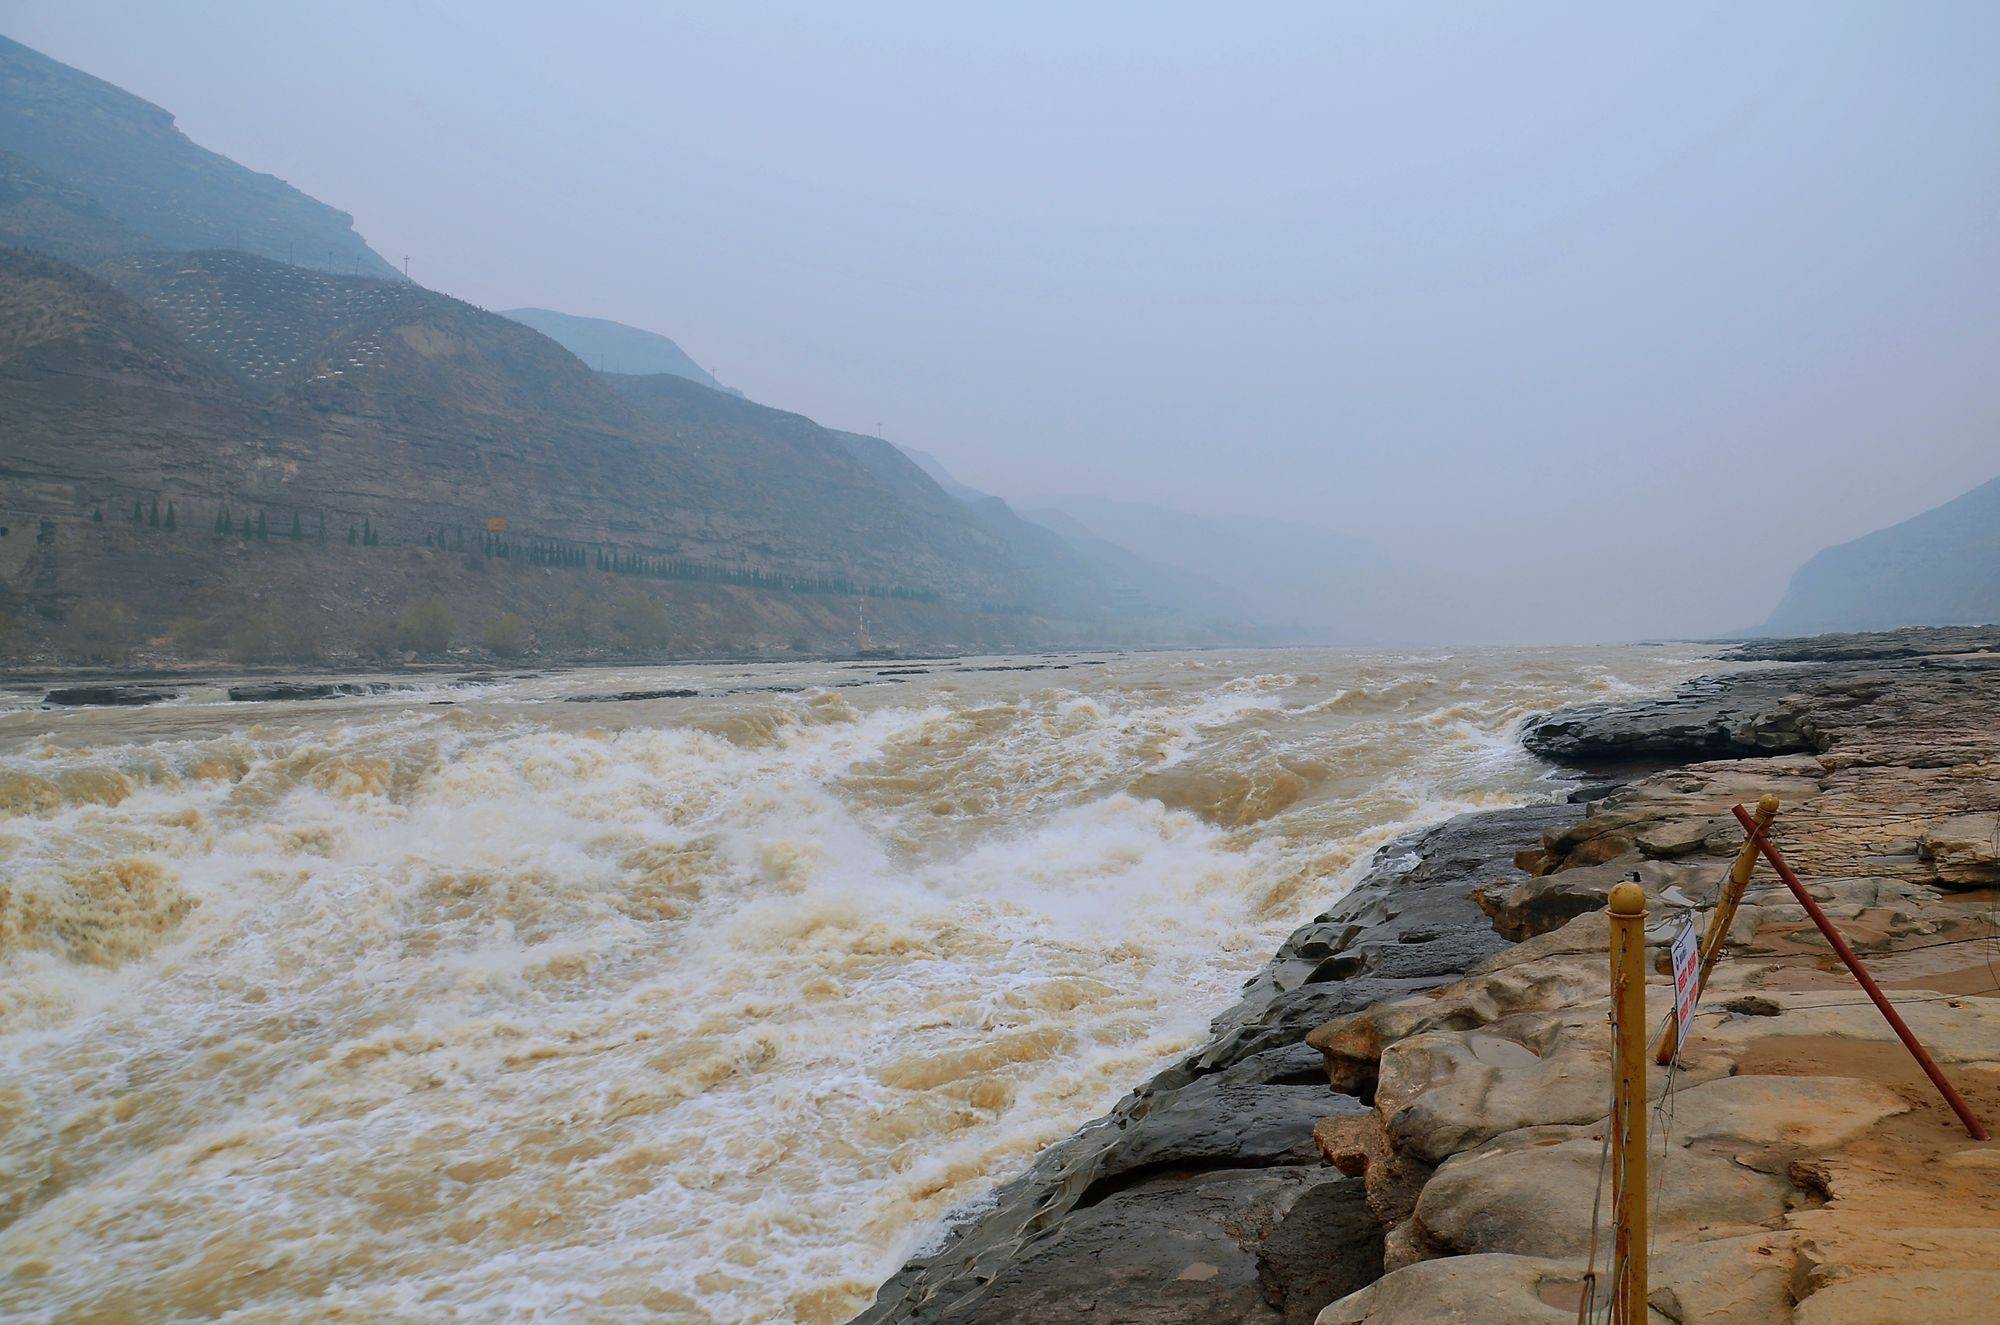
[1654,794,1778,1064]
[1608,880,1648,1325]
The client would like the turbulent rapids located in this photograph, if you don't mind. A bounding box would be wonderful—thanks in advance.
[0,647,1714,1322]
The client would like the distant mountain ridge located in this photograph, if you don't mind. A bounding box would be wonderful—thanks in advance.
[12,246,1044,602]
[500,307,735,394]
[0,34,395,277]
[0,246,1226,658]
[1021,494,1477,645]
[0,35,1242,660]
[879,450,1477,643]
[872,446,1264,631]
[893,444,987,503]
[1761,473,2000,635]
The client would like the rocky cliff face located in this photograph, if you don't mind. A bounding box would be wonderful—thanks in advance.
[1761,473,2000,635]
[1316,630,2000,1322]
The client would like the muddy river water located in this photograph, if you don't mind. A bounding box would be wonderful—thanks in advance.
[0,645,1716,1321]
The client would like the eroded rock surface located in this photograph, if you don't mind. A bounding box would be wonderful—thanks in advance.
[937,1170,1378,1325]
[1312,629,2000,1323]
[858,628,2000,1325]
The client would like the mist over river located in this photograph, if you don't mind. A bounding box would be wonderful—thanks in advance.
[0,646,1719,1322]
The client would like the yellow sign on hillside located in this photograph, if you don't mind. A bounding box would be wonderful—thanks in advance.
[486,517,507,532]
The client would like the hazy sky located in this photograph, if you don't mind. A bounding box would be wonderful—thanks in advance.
[8,1,1998,639]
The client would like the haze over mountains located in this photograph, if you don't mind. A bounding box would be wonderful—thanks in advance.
[4,239,1246,658]
[0,35,392,278]
[0,35,1252,659]
[1761,474,2000,637]
[500,307,735,395]
[0,29,1989,661]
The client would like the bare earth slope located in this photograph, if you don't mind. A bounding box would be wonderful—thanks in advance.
[0,248,1175,657]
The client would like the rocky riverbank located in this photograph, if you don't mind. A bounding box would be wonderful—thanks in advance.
[854,625,2000,1324]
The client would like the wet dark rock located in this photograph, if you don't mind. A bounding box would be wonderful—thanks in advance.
[1722,623,2000,662]
[43,684,176,706]
[1521,668,1819,769]
[1524,650,2000,774]
[937,1169,1343,1325]
[227,681,401,702]
[954,663,1068,673]
[1091,1081,1364,1192]
[1213,1041,1328,1088]
[853,803,1578,1324]
[562,688,699,703]
[1256,1176,1384,1325]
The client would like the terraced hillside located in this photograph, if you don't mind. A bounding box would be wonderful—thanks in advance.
[0,248,1194,661]
[98,251,424,395]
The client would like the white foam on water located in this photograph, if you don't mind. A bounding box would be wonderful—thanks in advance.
[0,645,1714,1322]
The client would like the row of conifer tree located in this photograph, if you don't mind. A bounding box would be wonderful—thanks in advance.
[471,531,936,601]
[90,498,937,602]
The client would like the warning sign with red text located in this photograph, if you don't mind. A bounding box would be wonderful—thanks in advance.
[1670,918,1700,1056]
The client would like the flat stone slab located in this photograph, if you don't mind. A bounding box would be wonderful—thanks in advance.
[1314,1253,1577,1325]
[43,684,176,706]
[1917,812,2000,887]
[1414,1128,1794,1260]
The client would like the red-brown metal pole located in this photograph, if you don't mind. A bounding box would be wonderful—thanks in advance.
[1731,803,1988,1140]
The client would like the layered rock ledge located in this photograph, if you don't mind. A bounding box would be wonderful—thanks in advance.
[1318,627,2000,1323]
[856,626,2000,1325]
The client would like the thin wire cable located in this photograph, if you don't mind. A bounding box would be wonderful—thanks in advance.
[1646,909,1696,1278]
[1580,824,2000,1316]
[1737,932,2000,964]
[1983,811,2000,995]
[1578,1001,1615,1325]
